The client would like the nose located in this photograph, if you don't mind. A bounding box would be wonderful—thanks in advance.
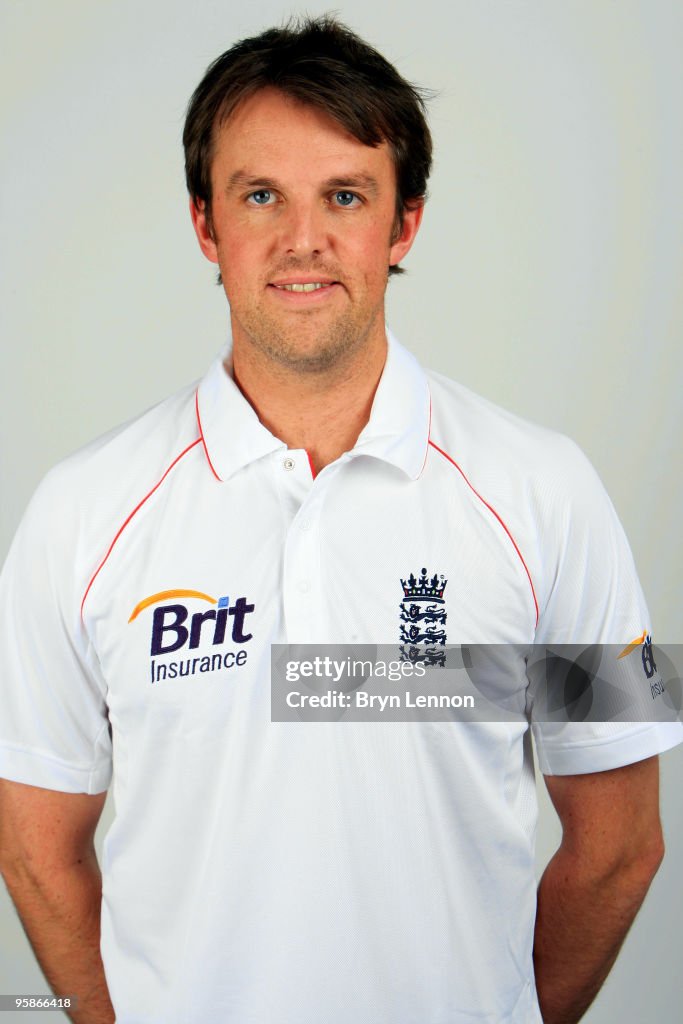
[280,198,329,258]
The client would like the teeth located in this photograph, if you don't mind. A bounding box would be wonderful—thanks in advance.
[276,282,330,292]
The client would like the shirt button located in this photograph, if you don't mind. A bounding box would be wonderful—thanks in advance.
[283,457,296,471]
[299,519,312,531]
[298,580,311,594]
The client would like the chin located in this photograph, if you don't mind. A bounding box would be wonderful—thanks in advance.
[239,316,371,374]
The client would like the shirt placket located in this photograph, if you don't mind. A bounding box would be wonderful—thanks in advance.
[275,449,335,644]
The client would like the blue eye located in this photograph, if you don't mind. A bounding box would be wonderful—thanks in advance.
[248,190,274,205]
[334,191,359,207]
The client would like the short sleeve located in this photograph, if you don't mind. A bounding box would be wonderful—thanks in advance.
[528,438,683,774]
[0,470,112,794]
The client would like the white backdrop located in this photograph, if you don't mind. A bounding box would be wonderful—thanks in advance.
[1,1,681,1020]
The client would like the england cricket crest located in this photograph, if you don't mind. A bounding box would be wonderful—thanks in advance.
[400,568,447,667]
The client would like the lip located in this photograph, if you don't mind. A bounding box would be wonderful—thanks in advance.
[269,277,339,287]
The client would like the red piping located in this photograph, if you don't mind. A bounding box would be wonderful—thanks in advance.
[427,439,539,626]
[417,395,432,478]
[80,438,202,619]
[306,450,317,479]
[195,389,221,482]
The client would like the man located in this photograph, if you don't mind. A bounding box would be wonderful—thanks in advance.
[0,16,680,1024]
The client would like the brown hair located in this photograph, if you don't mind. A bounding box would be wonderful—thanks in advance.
[183,14,433,275]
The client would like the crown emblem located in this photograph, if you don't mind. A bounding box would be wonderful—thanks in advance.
[400,568,447,603]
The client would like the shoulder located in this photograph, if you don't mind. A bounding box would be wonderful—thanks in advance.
[423,368,643,638]
[9,379,206,603]
[425,367,606,516]
[32,379,201,514]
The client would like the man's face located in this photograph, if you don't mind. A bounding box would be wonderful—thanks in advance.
[191,88,422,373]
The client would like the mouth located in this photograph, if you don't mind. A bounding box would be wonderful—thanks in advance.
[267,278,342,303]
[270,279,339,293]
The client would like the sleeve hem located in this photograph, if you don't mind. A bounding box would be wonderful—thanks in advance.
[536,722,683,776]
[0,743,111,794]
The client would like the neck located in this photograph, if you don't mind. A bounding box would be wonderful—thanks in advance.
[230,324,388,474]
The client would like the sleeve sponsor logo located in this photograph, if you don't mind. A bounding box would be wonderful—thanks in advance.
[617,631,663,698]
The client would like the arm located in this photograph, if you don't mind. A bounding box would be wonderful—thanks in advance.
[0,779,114,1024]
[534,755,664,1024]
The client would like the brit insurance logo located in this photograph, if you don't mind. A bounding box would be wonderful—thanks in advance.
[617,630,664,699]
[128,588,256,684]
[399,568,448,667]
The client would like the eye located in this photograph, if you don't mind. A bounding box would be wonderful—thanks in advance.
[332,191,361,208]
[247,189,275,206]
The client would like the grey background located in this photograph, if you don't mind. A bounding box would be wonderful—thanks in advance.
[1,1,681,1020]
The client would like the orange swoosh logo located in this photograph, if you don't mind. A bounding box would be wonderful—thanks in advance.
[617,630,648,659]
[129,589,217,623]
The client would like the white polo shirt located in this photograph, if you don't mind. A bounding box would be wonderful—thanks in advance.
[1,332,680,1024]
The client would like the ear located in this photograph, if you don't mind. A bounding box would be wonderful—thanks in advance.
[189,198,219,264]
[389,202,425,267]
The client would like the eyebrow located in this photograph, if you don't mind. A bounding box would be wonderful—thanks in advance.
[225,171,381,196]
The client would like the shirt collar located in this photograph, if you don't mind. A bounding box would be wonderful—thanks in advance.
[195,328,431,482]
